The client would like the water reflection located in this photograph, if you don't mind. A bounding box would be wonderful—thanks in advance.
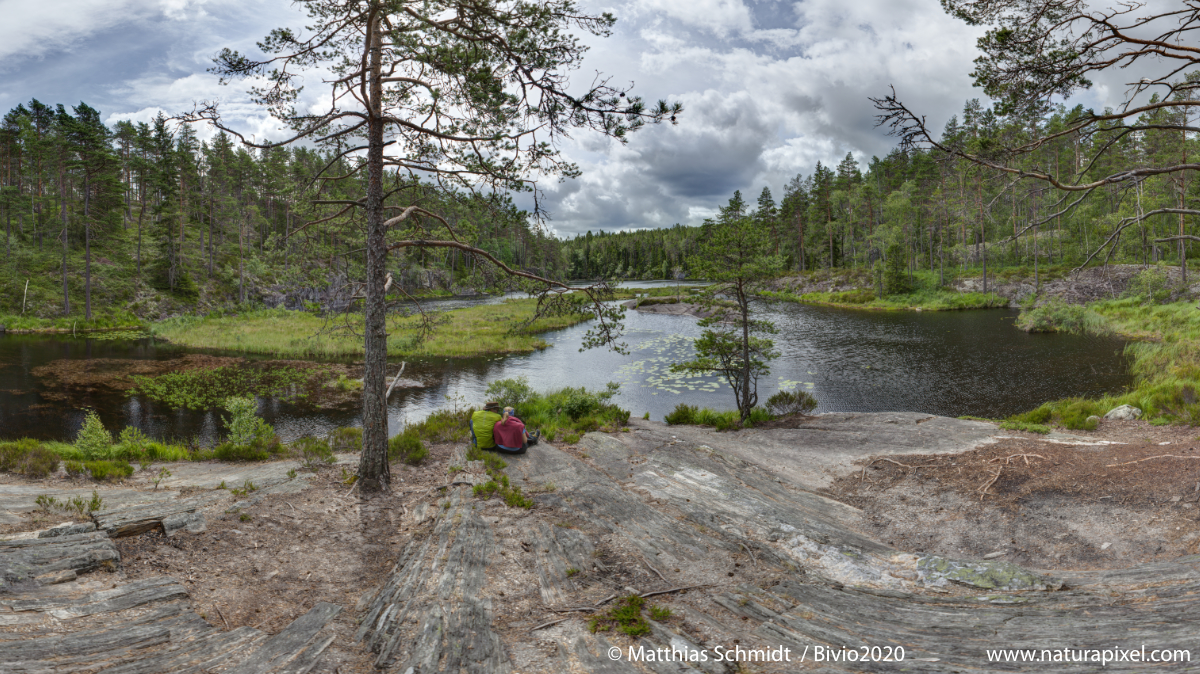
[0,291,1130,445]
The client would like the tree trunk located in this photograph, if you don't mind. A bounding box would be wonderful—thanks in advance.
[359,15,392,492]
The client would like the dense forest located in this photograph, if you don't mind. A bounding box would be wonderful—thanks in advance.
[2,94,1195,320]
[562,98,1196,284]
[0,101,560,319]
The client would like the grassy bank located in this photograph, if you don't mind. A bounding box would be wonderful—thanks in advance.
[0,309,145,333]
[762,287,1009,311]
[153,299,591,359]
[1011,298,1200,428]
[762,268,1010,311]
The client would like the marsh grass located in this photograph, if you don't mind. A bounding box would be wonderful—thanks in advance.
[153,299,590,359]
[1011,298,1200,427]
[128,364,321,410]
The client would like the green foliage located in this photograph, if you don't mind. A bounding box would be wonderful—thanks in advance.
[676,210,783,422]
[485,376,534,408]
[35,490,102,516]
[294,436,335,471]
[997,420,1052,434]
[648,605,673,621]
[329,426,363,452]
[0,439,61,478]
[129,365,319,410]
[152,467,172,489]
[882,243,912,295]
[74,410,114,459]
[332,374,363,391]
[589,595,652,637]
[1124,267,1173,304]
[222,396,276,447]
[84,459,134,481]
[388,432,429,465]
[1015,300,1093,333]
[406,408,471,444]
[766,390,818,416]
[664,404,698,426]
[664,403,771,430]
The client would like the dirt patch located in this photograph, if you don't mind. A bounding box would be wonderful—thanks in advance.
[826,423,1200,570]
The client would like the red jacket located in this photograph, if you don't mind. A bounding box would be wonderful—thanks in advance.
[493,416,526,448]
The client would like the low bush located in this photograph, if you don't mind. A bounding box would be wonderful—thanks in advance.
[0,439,61,478]
[294,436,336,471]
[329,426,363,452]
[766,390,817,416]
[389,432,429,465]
[85,460,134,481]
[1124,266,1173,304]
[1015,300,1093,333]
[211,436,285,462]
[664,403,772,430]
[406,408,471,444]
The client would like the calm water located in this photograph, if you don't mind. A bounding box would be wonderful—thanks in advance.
[0,293,1131,444]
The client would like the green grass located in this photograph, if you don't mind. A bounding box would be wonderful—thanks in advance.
[1010,298,1200,427]
[663,403,772,430]
[152,299,592,359]
[0,308,145,333]
[763,288,1008,312]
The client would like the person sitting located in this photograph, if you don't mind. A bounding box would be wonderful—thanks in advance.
[469,401,503,450]
[492,406,540,454]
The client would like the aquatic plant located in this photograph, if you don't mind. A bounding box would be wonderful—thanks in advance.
[128,364,319,410]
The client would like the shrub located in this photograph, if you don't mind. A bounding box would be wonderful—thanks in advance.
[223,396,275,447]
[664,404,698,425]
[75,410,114,459]
[0,439,61,478]
[766,390,817,416]
[329,426,363,452]
[85,460,134,481]
[65,460,86,477]
[294,436,335,471]
[406,408,471,444]
[485,376,534,408]
[211,436,284,462]
[1015,300,1090,333]
[558,382,620,420]
[1125,267,1172,304]
[389,432,428,465]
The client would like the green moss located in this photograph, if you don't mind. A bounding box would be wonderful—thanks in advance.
[997,421,1052,434]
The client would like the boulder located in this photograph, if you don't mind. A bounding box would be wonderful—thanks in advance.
[1104,404,1142,421]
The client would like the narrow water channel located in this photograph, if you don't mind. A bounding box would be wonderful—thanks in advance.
[0,291,1131,444]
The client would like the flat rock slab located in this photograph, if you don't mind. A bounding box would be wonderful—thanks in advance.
[0,485,179,526]
[625,413,1007,490]
[0,531,120,589]
[93,492,226,538]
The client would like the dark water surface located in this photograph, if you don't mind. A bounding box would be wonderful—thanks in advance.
[0,297,1131,444]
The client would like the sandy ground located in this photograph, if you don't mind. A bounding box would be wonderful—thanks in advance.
[825,419,1200,570]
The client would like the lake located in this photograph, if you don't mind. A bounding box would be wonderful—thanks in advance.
[0,291,1131,444]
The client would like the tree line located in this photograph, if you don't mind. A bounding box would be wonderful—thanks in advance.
[561,95,1197,288]
[0,102,564,318]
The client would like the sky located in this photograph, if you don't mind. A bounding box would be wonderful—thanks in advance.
[0,0,1130,238]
